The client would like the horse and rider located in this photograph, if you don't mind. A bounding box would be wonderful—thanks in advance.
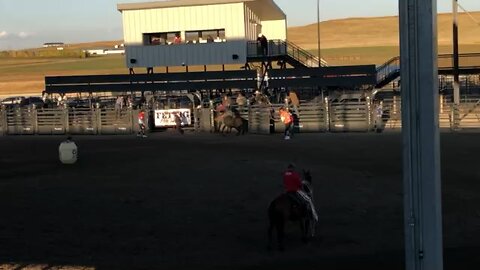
[268,164,318,251]
[215,106,247,135]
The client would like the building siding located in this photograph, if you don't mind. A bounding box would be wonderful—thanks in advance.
[260,19,286,40]
[126,41,247,67]
[123,3,246,45]
[244,5,261,41]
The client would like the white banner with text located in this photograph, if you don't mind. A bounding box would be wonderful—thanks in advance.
[154,109,191,127]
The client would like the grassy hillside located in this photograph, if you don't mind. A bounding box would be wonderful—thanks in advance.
[289,12,480,49]
[290,12,480,65]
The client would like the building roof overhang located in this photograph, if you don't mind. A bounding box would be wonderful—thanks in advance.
[117,0,286,21]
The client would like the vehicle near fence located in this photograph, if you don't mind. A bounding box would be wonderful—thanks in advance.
[20,97,45,109]
[66,98,94,109]
[96,97,117,108]
[1,96,25,108]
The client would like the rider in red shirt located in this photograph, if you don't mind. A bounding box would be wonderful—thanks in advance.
[283,164,302,193]
[282,164,319,223]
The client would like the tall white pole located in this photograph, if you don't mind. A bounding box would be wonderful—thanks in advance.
[399,0,444,269]
[317,0,321,65]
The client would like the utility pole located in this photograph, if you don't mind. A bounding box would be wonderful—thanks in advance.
[399,0,444,269]
[453,0,460,105]
[317,0,321,66]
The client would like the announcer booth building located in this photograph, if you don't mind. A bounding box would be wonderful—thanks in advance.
[117,0,287,68]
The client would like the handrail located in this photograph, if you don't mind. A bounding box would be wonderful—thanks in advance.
[246,39,328,68]
[285,40,328,67]
[376,56,400,86]
[376,52,480,87]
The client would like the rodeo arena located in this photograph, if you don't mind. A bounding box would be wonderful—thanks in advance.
[1,0,480,270]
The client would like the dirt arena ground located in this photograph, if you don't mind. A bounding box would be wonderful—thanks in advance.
[0,131,479,270]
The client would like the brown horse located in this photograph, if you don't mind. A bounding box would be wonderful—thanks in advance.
[267,170,315,251]
[216,109,247,135]
[220,115,247,135]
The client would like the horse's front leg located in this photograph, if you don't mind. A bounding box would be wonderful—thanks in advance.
[302,218,314,243]
[277,220,285,251]
[220,124,226,136]
[267,220,274,250]
[300,218,309,243]
[309,218,316,238]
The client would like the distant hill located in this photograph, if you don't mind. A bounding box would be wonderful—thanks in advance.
[288,12,480,49]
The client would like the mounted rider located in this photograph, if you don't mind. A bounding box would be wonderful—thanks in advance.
[283,164,318,222]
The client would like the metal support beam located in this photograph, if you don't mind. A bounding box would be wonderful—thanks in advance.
[399,1,444,270]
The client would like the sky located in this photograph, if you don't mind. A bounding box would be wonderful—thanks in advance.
[0,0,480,50]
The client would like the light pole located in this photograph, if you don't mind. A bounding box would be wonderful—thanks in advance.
[317,0,321,66]
[453,0,460,105]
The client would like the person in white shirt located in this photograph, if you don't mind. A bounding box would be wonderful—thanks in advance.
[59,137,78,164]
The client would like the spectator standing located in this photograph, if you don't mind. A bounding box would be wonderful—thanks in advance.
[174,113,184,135]
[288,90,300,115]
[279,107,294,140]
[137,109,147,138]
[257,34,268,55]
[374,101,384,133]
[115,96,124,117]
[236,92,247,109]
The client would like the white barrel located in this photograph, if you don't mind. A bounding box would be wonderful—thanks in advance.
[59,140,78,164]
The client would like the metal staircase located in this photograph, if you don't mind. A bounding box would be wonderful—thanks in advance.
[284,41,328,68]
[246,40,328,68]
[376,56,400,89]
[375,53,480,89]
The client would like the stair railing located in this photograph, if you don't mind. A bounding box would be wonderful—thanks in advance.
[376,56,401,87]
[246,40,328,67]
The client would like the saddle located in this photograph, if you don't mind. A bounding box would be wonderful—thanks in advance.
[286,192,308,214]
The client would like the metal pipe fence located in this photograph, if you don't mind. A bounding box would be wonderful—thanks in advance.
[2,99,480,136]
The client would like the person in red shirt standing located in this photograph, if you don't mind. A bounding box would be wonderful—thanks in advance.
[283,164,318,222]
[137,109,147,138]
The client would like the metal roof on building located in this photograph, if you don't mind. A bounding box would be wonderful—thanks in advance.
[117,0,285,20]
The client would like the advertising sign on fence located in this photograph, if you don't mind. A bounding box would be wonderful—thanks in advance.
[154,109,191,127]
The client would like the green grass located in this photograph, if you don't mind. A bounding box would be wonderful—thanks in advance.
[0,55,127,75]
[314,46,400,66]
[0,47,87,58]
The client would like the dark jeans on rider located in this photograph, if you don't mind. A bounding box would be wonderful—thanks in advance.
[284,122,293,137]
[138,124,145,135]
